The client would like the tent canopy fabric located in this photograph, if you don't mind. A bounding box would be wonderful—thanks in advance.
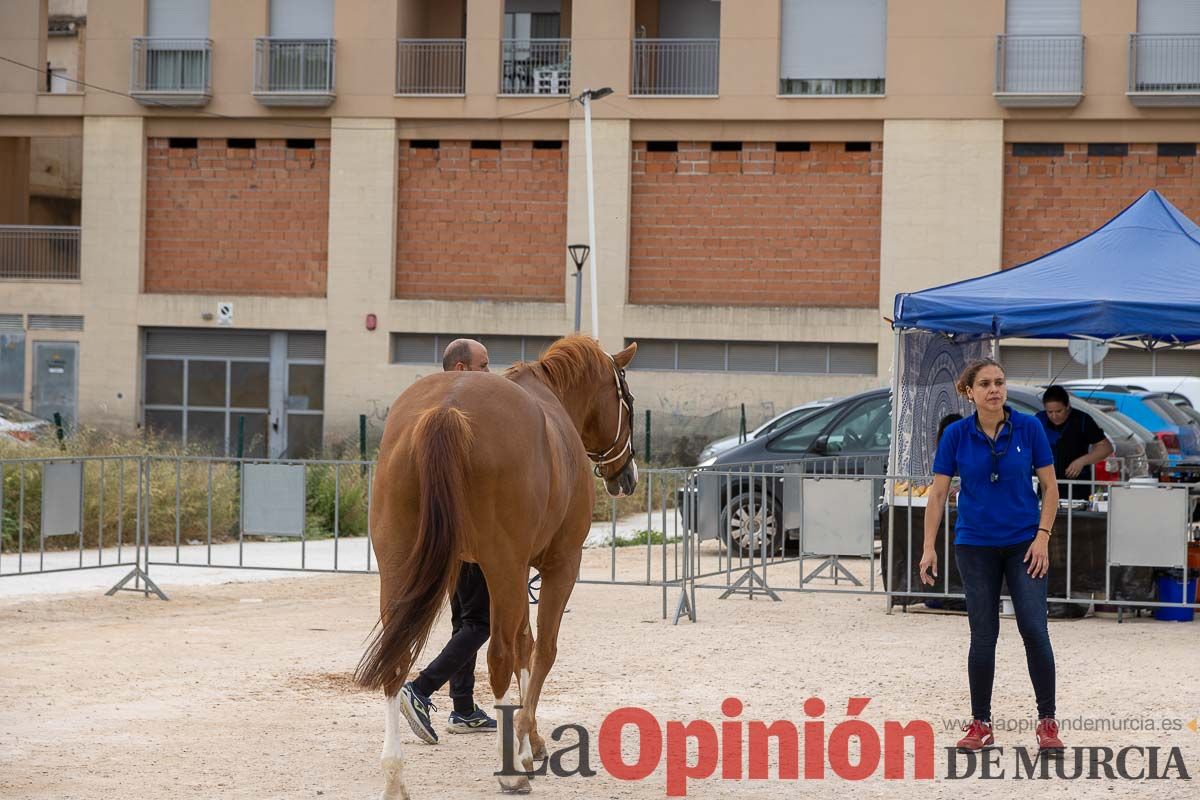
[893,190,1200,343]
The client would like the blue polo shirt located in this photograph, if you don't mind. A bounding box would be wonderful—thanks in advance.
[932,406,1054,547]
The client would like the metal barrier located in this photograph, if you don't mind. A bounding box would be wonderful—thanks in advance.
[500,38,571,95]
[631,39,719,96]
[673,462,1200,624]
[396,38,466,95]
[0,456,141,579]
[7,455,1197,625]
[1129,34,1200,93]
[130,37,212,96]
[995,34,1084,95]
[254,38,336,95]
[0,225,81,281]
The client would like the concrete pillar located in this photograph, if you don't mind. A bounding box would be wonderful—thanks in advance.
[324,118,398,439]
[878,119,1004,374]
[567,118,631,353]
[78,116,145,432]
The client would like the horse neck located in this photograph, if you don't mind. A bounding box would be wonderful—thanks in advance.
[513,365,595,434]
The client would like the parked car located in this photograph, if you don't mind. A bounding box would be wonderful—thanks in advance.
[1104,409,1171,476]
[1062,387,1200,464]
[0,403,51,443]
[1067,376,1200,410]
[696,399,832,465]
[689,386,1148,555]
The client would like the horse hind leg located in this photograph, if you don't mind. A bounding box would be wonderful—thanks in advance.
[485,567,536,793]
[381,691,411,800]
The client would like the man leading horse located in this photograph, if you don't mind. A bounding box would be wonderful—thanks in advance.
[356,335,638,798]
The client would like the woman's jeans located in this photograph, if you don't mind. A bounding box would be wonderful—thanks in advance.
[955,539,1056,722]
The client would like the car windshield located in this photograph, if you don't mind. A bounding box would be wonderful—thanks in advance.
[1144,395,1194,426]
[0,403,45,425]
[1109,410,1156,441]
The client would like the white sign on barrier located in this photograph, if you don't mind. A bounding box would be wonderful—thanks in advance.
[800,477,875,558]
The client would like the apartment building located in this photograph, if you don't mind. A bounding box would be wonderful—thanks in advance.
[2,0,1200,457]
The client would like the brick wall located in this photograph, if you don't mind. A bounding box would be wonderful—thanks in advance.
[629,142,882,307]
[1004,143,1200,267]
[144,138,330,296]
[395,140,567,301]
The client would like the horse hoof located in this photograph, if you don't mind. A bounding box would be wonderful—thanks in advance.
[498,775,532,794]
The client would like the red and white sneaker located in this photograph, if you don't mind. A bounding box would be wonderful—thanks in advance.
[957,720,995,751]
[1036,718,1064,752]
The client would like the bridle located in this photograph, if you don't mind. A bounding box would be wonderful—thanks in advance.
[586,357,636,478]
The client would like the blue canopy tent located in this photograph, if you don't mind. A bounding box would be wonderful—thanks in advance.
[883,191,1200,608]
[893,190,1200,344]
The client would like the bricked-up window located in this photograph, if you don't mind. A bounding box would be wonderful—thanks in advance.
[144,137,330,296]
[395,139,568,301]
[1158,143,1197,157]
[630,141,882,308]
[1003,142,1200,267]
[390,333,558,368]
[627,339,876,375]
[1012,143,1065,157]
[1087,143,1128,158]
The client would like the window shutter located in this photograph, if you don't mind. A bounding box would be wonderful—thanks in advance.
[780,0,887,81]
[1005,0,1080,35]
[148,0,211,38]
[269,0,334,38]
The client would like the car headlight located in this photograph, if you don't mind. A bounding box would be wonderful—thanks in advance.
[696,456,717,468]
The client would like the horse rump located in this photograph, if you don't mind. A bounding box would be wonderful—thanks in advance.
[354,405,474,693]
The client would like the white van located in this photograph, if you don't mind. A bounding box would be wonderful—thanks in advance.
[1063,377,1200,410]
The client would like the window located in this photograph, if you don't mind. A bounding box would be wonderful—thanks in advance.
[626,339,876,375]
[779,0,886,96]
[390,333,557,368]
[767,408,836,454]
[822,397,891,454]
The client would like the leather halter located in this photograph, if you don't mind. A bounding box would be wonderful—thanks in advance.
[586,357,636,478]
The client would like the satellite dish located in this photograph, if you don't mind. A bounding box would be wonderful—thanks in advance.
[1068,340,1108,366]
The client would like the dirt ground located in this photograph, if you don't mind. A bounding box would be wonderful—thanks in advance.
[2,545,1199,800]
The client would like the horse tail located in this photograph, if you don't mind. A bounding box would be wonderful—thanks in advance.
[354,405,474,693]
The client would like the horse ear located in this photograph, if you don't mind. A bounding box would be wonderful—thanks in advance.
[613,342,637,369]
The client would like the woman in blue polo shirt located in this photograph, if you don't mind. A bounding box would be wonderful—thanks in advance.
[918,359,1063,754]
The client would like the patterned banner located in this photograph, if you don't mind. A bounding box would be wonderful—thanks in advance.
[891,331,991,480]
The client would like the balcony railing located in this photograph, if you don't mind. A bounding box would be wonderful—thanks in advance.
[0,226,81,282]
[631,39,719,96]
[253,38,336,106]
[1129,34,1200,106]
[396,38,466,95]
[995,34,1084,106]
[500,38,570,95]
[130,37,212,106]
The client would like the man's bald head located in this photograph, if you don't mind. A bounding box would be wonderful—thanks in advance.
[442,338,489,372]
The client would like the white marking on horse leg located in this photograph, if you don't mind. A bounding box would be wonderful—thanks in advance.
[496,688,532,793]
[381,694,410,800]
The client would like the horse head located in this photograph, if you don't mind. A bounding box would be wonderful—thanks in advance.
[585,342,639,498]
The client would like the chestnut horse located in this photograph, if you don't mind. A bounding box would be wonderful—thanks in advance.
[355,336,638,798]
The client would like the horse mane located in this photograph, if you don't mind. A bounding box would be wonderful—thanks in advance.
[505,335,608,395]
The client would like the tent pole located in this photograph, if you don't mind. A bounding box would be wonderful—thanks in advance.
[886,327,902,615]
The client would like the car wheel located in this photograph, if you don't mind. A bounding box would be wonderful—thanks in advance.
[720,490,784,558]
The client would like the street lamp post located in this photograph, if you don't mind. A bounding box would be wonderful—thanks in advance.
[567,243,590,332]
[578,86,612,339]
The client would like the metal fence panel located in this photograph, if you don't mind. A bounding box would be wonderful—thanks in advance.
[241,463,306,537]
[41,461,83,538]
